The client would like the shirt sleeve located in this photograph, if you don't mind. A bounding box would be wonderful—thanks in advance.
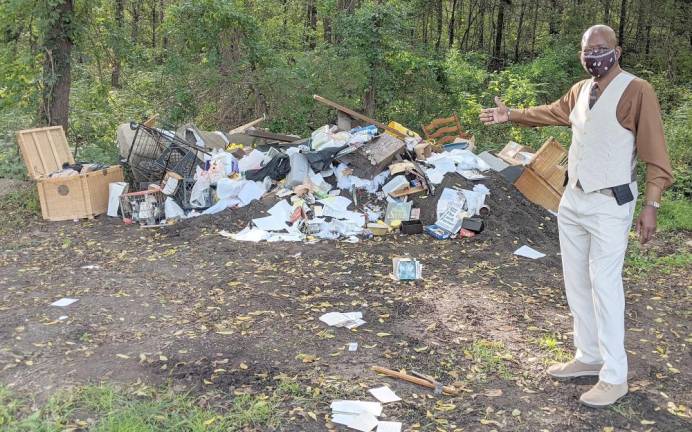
[509,81,587,127]
[618,80,674,202]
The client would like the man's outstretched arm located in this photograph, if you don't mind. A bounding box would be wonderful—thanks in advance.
[480,81,588,127]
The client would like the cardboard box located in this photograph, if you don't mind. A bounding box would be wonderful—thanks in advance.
[498,141,533,166]
[17,126,124,221]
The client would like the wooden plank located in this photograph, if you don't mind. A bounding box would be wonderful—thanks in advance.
[426,116,456,130]
[313,94,407,139]
[245,128,300,142]
[428,125,461,140]
[228,114,266,135]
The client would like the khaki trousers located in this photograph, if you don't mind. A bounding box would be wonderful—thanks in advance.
[557,182,637,384]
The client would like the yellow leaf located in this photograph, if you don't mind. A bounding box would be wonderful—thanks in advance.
[116,354,130,359]
[414,346,429,352]
[640,419,656,425]
[307,411,317,421]
[239,362,248,370]
[377,332,392,337]
[203,417,217,426]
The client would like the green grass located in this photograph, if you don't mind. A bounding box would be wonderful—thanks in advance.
[625,230,692,277]
[0,187,40,234]
[0,384,279,432]
[464,339,514,381]
[536,334,572,364]
[656,198,692,232]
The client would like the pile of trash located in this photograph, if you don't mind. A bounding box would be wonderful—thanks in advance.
[111,96,555,245]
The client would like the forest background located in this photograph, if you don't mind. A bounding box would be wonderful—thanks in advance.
[0,0,690,227]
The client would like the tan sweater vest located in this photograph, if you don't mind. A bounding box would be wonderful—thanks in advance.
[568,71,637,193]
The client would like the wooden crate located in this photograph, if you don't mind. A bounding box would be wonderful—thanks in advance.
[529,137,567,194]
[514,167,562,212]
[17,126,124,221]
[513,137,567,212]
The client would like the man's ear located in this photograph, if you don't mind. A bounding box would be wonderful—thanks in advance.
[615,46,622,60]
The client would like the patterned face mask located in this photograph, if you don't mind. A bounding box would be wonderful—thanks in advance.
[582,48,617,78]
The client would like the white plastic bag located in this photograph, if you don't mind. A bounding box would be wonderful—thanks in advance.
[189,175,212,208]
[164,197,185,220]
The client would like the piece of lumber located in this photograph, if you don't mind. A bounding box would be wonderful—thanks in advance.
[372,366,458,395]
[228,115,266,135]
[143,114,158,128]
[313,94,406,139]
[245,128,300,142]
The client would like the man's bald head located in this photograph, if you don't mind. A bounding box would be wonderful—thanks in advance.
[582,25,618,49]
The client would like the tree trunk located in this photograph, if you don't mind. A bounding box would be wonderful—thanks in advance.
[151,0,157,48]
[491,0,508,70]
[514,0,526,61]
[435,0,443,51]
[603,0,612,26]
[305,0,317,49]
[460,0,477,51]
[40,0,74,131]
[131,2,140,43]
[449,0,458,48]
[618,0,626,50]
[111,0,124,88]
[160,0,167,49]
[530,0,538,56]
[477,2,485,50]
[549,0,561,35]
[323,16,333,44]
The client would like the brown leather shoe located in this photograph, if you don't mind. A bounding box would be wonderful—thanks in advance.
[546,359,603,380]
[579,380,628,408]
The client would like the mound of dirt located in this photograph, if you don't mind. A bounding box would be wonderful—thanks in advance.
[160,168,559,259]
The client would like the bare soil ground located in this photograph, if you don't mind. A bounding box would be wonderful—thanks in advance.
[0,172,690,431]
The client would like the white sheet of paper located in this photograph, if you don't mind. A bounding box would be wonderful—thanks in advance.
[348,413,379,432]
[514,245,546,259]
[320,195,352,212]
[320,312,351,327]
[348,342,358,351]
[51,298,78,307]
[238,181,265,206]
[252,215,289,232]
[377,421,402,432]
[330,400,383,417]
[368,386,401,403]
[268,199,294,221]
[232,227,269,242]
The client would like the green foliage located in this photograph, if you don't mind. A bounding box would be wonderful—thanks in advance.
[0,187,40,234]
[0,384,278,432]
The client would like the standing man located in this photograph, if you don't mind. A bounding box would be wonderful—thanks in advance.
[480,25,673,407]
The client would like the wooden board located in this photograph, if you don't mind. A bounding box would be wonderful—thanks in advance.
[16,126,74,179]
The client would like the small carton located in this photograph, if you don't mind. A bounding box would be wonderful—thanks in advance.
[392,257,422,280]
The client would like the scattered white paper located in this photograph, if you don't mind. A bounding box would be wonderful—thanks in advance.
[514,245,546,259]
[51,298,78,307]
[238,181,265,206]
[232,227,269,242]
[331,400,383,417]
[252,215,289,231]
[267,199,294,221]
[320,311,366,329]
[369,386,401,404]
[58,315,68,321]
[348,342,358,352]
[81,265,100,270]
[377,421,403,432]
[458,169,487,180]
[219,230,234,238]
[319,195,352,212]
[347,413,380,432]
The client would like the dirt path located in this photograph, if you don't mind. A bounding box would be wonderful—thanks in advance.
[0,182,690,431]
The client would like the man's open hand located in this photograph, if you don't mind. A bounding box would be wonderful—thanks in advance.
[635,205,657,245]
[480,96,510,125]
